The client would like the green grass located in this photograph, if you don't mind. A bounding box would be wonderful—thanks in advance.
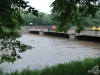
[1,57,100,75]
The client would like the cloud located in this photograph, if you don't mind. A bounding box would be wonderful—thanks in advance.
[25,0,54,13]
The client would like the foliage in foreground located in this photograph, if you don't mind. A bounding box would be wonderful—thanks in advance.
[0,0,38,63]
[51,0,100,33]
[1,57,100,75]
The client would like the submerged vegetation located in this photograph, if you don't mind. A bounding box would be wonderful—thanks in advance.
[1,57,100,75]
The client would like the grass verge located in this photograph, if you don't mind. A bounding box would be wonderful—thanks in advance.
[1,57,100,75]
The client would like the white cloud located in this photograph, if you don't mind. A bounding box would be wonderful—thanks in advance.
[25,0,54,14]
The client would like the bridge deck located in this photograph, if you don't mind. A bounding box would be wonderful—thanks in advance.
[21,26,100,37]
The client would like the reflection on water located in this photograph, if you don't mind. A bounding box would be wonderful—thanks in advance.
[0,34,100,72]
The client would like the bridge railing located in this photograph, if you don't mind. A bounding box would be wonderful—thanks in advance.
[29,25,100,32]
[29,25,57,30]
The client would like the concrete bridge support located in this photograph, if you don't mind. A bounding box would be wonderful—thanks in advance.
[69,34,77,40]
[39,31,45,36]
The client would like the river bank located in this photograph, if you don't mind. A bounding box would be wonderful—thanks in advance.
[0,34,100,72]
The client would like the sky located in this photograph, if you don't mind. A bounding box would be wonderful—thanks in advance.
[25,0,55,14]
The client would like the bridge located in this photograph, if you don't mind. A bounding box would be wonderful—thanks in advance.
[20,26,100,40]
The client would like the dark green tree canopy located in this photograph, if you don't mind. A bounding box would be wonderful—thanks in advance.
[0,0,38,63]
[51,0,100,33]
[22,12,56,26]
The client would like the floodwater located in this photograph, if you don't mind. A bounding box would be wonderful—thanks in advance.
[0,34,100,72]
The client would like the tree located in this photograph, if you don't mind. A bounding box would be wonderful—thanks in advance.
[22,13,34,25]
[51,0,100,33]
[0,0,38,63]
[42,14,52,25]
[22,12,56,26]
[85,8,100,27]
[22,12,45,26]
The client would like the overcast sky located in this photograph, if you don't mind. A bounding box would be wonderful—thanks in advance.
[25,0,55,14]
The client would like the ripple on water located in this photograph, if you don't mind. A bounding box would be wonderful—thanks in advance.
[0,34,100,72]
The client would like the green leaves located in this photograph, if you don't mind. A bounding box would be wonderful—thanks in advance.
[1,26,10,34]
[0,0,38,63]
[0,38,32,63]
[0,54,17,63]
[51,0,100,33]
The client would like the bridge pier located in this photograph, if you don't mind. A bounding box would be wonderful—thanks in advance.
[39,31,45,36]
[69,34,77,40]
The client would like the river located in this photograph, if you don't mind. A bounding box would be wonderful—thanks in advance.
[0,34,100,72]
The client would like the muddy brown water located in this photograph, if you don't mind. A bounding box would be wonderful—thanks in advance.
[0,34,100,72]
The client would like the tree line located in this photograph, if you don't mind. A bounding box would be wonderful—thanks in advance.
[22,12,57,26]
[22,8,100,28]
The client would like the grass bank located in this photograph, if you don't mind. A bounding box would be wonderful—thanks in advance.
[1,57,100,75]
